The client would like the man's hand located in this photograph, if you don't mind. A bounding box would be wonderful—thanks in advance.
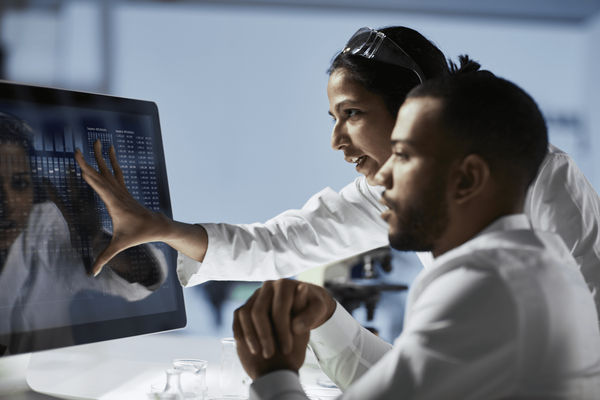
[234,279,336,361]
[233,311,310,380]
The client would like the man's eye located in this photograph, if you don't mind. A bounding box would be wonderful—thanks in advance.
[394,152,409,161]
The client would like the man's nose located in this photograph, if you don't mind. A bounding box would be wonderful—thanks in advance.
[373,156,393,188]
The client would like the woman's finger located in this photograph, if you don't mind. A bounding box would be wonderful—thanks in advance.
[75,148,99,177]
[78,170,114,205]
[109,145,126,186]
[93,139,112,178]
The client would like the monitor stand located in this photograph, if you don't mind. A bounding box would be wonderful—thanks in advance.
[26,337,168,399]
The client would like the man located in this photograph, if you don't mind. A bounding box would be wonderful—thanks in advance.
[232,58,600,399]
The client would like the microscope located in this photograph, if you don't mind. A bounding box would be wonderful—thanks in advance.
[321,246,408,334]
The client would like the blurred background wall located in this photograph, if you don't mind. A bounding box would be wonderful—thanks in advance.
[2,0,599,340]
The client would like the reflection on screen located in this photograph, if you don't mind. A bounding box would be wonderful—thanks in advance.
[0,96,182,356]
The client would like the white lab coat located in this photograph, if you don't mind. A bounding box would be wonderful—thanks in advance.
[250,215,600,399]
[177,145,600,317]
[177,175,388,285]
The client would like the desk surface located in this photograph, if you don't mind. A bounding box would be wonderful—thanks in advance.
[0,332,340,399]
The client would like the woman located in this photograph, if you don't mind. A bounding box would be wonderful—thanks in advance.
[75,26,600,317]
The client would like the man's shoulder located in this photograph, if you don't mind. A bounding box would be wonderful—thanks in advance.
[433,227,556,270]
[442,228,576,278]
[411,228,591,330]
[420,228,581,302]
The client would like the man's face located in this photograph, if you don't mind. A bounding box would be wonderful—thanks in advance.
[376,97,451,252]
[0,143,34,252]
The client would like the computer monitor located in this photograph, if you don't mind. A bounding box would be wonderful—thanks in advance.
[0,81,186,397]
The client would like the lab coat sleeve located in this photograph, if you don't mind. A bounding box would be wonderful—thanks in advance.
[525,144,600,319]
[177,176,389,286]
[250,267,519,400]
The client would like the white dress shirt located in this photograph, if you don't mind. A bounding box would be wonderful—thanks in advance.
[176,145,600,317]
[250,214,600,400]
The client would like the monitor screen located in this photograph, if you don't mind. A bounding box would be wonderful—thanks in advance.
[0,81,186,356]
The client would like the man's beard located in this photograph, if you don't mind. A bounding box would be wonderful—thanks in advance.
[388,177,449,253]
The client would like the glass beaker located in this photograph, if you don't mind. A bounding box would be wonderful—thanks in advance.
[219,337,251,399]
[172,358,208,400]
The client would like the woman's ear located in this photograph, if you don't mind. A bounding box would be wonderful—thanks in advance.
[451,154,490,204]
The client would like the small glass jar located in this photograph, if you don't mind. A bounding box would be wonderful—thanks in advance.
[148,368,184,400]
[172,358,208,400]
[219,337,251,399]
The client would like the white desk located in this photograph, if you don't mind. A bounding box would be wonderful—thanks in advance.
[0,332,340,399]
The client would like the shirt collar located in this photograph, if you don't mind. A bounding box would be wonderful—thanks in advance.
[428,213,531,269]
[474,213,531,240]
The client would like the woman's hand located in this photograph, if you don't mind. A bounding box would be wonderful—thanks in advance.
[74,140,168,276]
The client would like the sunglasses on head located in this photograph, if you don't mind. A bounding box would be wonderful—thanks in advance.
[343,27,426,84]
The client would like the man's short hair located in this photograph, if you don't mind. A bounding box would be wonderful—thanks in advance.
[407,56,548,190]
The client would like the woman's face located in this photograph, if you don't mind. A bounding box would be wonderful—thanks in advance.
[0,143,34,252]
[328,68,397,185]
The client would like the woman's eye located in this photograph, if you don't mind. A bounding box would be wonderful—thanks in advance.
[12,176,31,191]
[345,109,361,118]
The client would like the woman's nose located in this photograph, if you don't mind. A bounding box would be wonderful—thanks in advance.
[331,123,350,151]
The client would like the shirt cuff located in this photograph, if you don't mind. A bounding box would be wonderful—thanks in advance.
[176,222,221,287]
[176,252,204,287]
[250,370,305,400]
[309,301,361,361]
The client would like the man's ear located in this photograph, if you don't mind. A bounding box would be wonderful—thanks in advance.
[451,154,490,204]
